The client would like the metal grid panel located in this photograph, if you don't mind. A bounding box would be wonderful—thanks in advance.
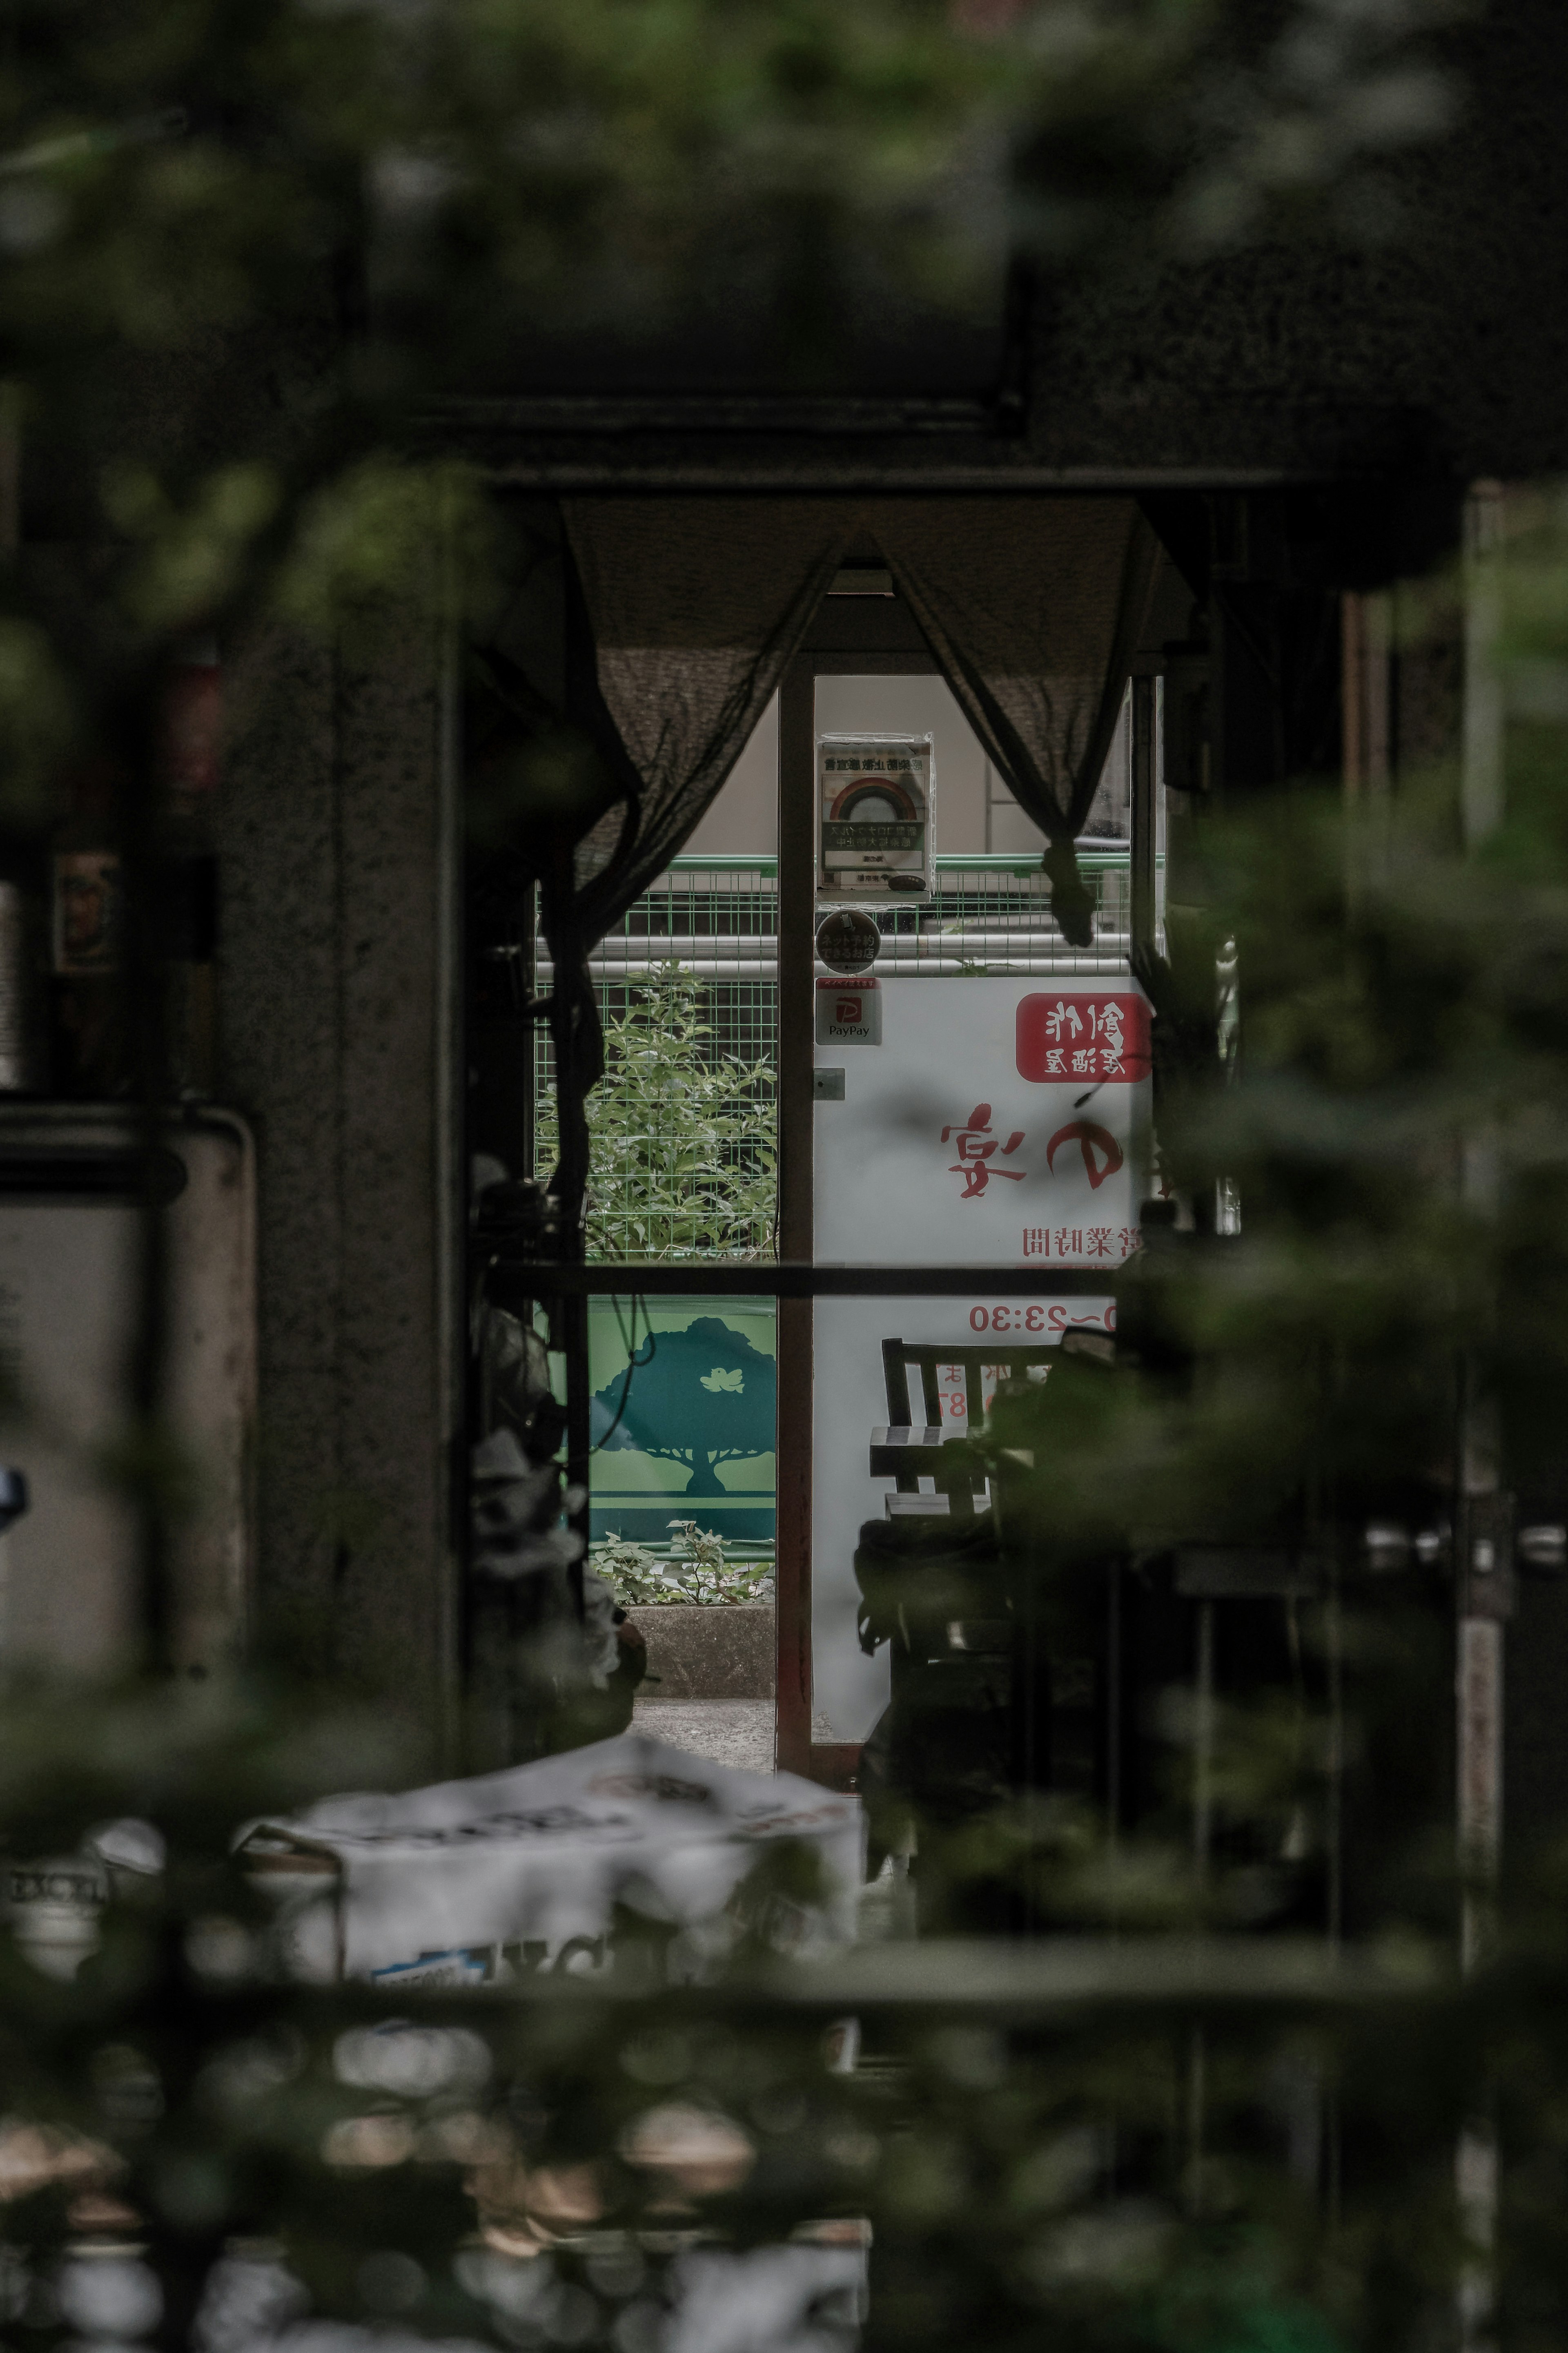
[564,853,1143,984]
[867,852,1132,978]
[534,863,778,1265]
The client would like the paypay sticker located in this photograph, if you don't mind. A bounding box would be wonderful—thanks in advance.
[815,977,881,1046]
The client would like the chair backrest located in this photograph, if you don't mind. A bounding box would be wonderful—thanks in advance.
[880,1339,1055,1491]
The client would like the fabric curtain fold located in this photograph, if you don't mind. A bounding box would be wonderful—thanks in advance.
[561,497,851,942]
[866,497,1161,947]
[538,497,849,1241]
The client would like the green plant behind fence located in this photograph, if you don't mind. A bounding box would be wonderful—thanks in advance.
[538,963,777,1262]
[596,1522,776,1605]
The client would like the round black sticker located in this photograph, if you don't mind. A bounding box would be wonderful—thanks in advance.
[815,908,882,974]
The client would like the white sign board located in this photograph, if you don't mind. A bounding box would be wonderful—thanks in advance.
[0,1108,254,1678]
[814,977,1151,1267]
[808,976,1149,1740]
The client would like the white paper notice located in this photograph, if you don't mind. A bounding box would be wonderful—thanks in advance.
[817,733,933,900]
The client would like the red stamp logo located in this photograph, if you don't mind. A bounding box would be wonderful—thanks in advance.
[1016,992,1150,1084]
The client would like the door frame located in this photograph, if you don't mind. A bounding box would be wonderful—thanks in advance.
[775,641,941,1784]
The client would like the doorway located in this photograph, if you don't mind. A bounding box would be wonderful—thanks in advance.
[773,589,1163,1783]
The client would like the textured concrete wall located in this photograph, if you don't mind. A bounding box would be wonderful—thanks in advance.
[468,4,1568,502]
[1029,0,1568,486]
[218,601,459,1740]
[629,1606,776,1701]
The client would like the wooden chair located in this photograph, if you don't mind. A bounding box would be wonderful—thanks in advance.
[876,1338,1056,1515]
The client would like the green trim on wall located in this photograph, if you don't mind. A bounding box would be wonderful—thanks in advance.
[664,848,1159,880]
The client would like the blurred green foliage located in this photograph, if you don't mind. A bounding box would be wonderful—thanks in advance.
[24,618,1568,2346]
[0,4,1515,2353]
[0,0,1461,781]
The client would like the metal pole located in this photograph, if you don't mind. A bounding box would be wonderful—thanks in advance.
[1107,1560,1122,1869]
[543,842,594,1606]
[1193,1599,1215,1876]
[1457,480,1508,1947]
[1185,1599,1216,2210]
[775,656,816,1775]
[1456,479,1509,2353]
[1130,670,1157,966]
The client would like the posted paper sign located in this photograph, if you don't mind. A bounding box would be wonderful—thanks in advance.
[817,733,932,899]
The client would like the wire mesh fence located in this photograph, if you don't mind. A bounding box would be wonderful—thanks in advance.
[533,863,777,1263]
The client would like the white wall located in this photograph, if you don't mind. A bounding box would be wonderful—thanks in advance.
[680,694,780,855]
[675,673,1130,861]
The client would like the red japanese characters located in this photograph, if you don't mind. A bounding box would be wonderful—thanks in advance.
[1015,990,1151,1084]
[936,1107,1126,1207]
[1022,1225,1141,1260]
[940,1103,1026,1199]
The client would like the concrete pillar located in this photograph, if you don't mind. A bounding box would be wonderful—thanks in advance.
[218,595,460,1744]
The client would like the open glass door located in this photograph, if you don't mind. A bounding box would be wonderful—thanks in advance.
[775,593,1161,1787]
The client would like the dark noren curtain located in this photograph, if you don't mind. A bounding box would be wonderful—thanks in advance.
[560,497,850,935]
[866,498,1162,947]
[543,498,849,1236]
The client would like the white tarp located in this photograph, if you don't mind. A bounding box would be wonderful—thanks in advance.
[195,2239,866,2353]
[238,1733,864,1985]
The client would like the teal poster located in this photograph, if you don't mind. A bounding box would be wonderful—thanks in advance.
[586,1296,776,1545]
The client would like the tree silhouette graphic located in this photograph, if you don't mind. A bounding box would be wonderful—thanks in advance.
[590,1317,777,1497]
